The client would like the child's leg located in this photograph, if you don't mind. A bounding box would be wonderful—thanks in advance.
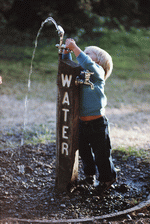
[90,117,116,182]
[79,120,96,176]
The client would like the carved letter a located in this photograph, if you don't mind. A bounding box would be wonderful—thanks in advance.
[62,92,70,105]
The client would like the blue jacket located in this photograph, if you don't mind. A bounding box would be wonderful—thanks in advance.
[62,52,107,116]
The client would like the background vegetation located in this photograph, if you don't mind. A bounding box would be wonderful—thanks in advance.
[0,1,150,155]
[1,0,150,35]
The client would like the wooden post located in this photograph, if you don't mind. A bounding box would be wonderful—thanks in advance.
[55,54,81,191]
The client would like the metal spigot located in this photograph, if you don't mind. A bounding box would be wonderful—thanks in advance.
[56,25,72,54]
[56,43,71,53]
[75,70,94,90]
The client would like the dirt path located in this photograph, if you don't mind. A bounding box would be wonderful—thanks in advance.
[0,94,150,150]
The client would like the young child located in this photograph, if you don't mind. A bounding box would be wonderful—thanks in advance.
[63,38,117,194]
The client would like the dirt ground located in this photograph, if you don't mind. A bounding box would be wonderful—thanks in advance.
[0,94,150,224]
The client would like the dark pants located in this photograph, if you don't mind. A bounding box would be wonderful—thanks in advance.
[79,116,116,182]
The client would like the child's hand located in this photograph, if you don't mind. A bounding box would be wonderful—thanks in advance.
[64,38,81,57]
[65,38,77,51]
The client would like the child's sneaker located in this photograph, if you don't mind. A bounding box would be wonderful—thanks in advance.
[79,175,97,186]
[94,178,116,195]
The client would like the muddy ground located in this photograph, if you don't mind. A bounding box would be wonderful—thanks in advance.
[0,95,150,223]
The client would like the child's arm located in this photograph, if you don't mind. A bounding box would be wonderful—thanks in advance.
[64,38,104,81]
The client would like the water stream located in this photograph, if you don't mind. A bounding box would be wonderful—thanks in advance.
[21,17,61,146]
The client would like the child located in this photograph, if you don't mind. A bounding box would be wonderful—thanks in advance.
[63,38,117,194]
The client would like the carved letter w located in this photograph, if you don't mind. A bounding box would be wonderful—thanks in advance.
[61,74,72,87]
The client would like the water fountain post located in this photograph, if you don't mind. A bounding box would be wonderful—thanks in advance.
[55,43,82,191]
[21,17,81,191]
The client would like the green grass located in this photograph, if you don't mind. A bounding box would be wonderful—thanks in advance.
[1,28,150,103]
[113,147,150,163]
[0,40,58,100]
[83,28,150,80]
[23,124,56,145]
[1,27,150,88]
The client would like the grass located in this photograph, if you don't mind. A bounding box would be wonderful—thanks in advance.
[0,27,150,155]
[0,31,150,107]
[113,147,150,163]
[0,41,58,100]
[23,124,56,145]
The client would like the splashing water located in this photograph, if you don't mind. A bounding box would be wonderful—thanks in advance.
[21,17,62,146]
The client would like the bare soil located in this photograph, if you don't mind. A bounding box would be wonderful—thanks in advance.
[0,94,150,224]
[0,94,150,150]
